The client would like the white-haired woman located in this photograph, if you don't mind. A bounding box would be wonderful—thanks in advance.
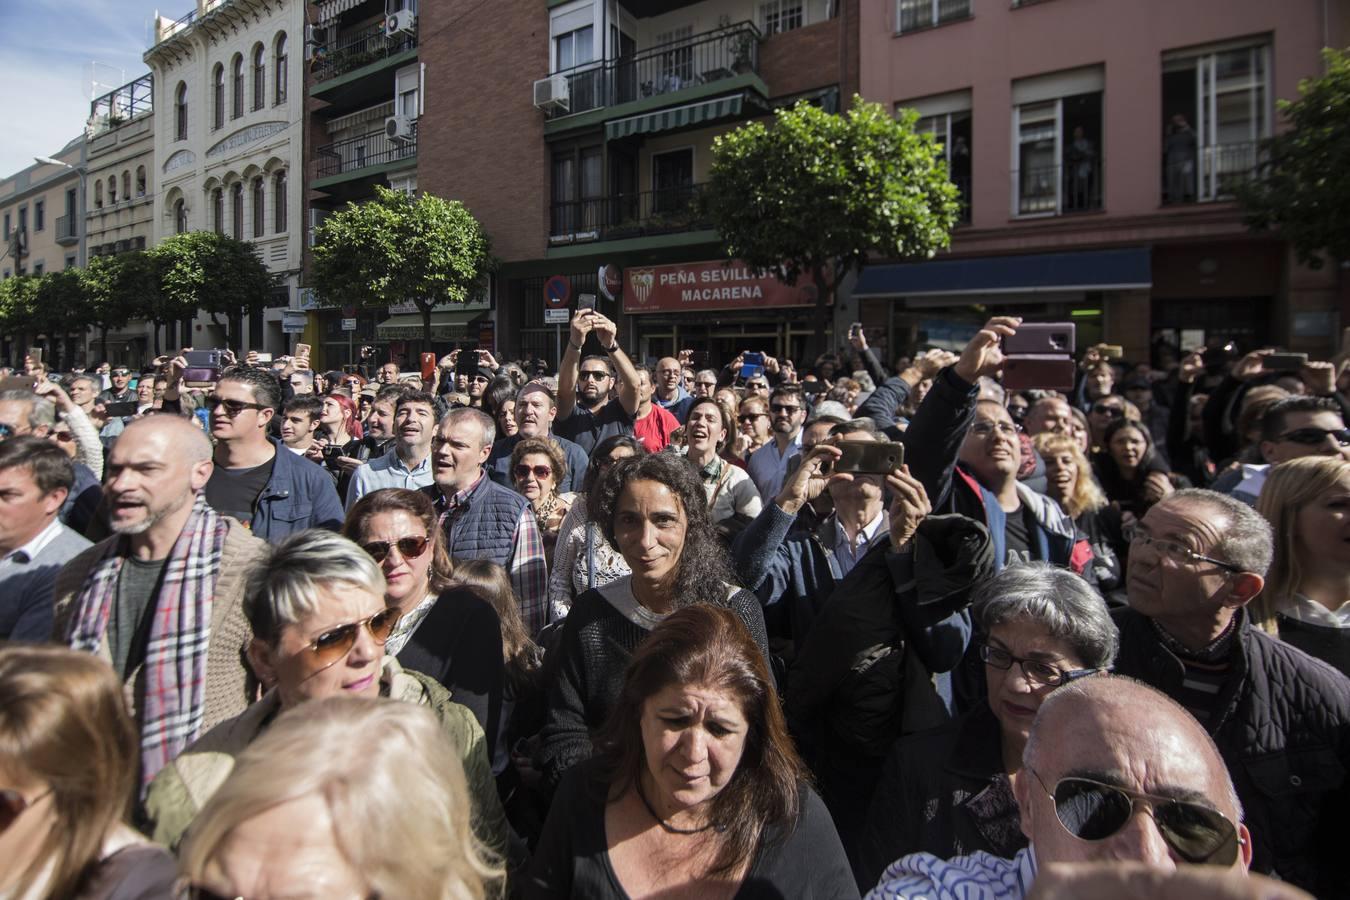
[144,530,508,858]
[177,696,500,900]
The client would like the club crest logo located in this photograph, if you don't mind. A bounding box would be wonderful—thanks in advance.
[629,269,655,305]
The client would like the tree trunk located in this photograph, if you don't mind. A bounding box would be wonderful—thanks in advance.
[152,321,162,357]
[809,266,834,365]
[99,325,110,365]
[420,302,433,353]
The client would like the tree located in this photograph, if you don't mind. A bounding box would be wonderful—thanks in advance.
[310,186,494,346]
[702,97,960,358]
[1238,48,1350,269]
[0,275,39,365]
[84,251,163,360]
[151,232,276,350]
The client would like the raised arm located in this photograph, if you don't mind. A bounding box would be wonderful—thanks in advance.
[590,312,640,417]
[556,311,594,421]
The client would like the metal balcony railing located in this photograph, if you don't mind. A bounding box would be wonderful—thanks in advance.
[539,23,759,121]
[1016,157,1103,215]
[54,215,79,245]
[312,23,419,83]
[549,184,710,244]
[1162,141,1261,204]
[316,122,418,178]
[898,0,971,33]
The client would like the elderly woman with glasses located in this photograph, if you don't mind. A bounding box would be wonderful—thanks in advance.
[511,436,576,566]
[855,563,1116,888]
[143,530,507,856]
[529,606,856,899]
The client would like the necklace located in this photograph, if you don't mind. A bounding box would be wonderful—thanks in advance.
[635,778,718,835]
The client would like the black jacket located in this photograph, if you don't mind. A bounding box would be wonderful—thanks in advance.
[1112,607,1350,896]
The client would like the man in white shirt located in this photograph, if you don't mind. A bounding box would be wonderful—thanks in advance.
[0,436,92,640]
[747,383,806,503]
[346,391,437,509]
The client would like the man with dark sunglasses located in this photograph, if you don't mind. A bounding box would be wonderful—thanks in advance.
[1111,489,1350,896]
[1211,396,1350,505]
[869,676,1252,898]
[97,365,136,405]
[747,384,808,503]
[554,308,640,455]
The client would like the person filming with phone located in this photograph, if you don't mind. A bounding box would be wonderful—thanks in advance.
[554,308,640,455]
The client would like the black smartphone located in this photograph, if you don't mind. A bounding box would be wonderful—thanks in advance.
[822,440,905,475]
[1264,352,1308,372]
[1003,356,1077,392]
[322,444,344,463]
[1004,322,1075,355]
[454,347,479,380]
[103,401,138,417]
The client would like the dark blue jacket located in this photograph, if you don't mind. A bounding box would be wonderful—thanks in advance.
[733,503,842,657]
[426,472,528,567]
[250,439,345,542]
[486,433,589,494]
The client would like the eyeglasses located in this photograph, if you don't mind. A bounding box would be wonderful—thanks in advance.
[1131,532,1241,572]
[514,464,553,480]
[1091,404,1125,417]
[302,608,400,674]
[746,381,769,390]
[360,535,429,563]
[204,396,268,417]
[0,787,52,835]
[738,412,766,422]
[695,381,718,389]
[111,369,130,376]
[1027,769,1244,866]
[1277,426,1350,447]
[978,644,1105,687]
[969,421,1019,438]
[578,371,610,381]
[770,404,801,414]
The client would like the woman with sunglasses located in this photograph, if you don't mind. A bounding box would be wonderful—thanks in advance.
[143,530,507,857]
[546,436,644,623]
[856,563,1117,888]
[0,645,176,900]
[344,488,506,753]
[510,437,575,568]
[733,397,772,461]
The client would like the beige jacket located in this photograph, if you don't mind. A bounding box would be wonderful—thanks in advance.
[51,518,266,732]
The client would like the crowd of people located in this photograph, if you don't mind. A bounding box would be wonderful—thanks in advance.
[0,304,1345,899]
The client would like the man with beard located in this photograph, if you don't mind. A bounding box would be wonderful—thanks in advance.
[345,390,437,509]
[747,384,808,503]
[51,416,265,789]
[554,309,639,455]
[486,383,588,492]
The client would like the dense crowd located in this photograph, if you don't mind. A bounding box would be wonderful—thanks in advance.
[0,306,1345,899]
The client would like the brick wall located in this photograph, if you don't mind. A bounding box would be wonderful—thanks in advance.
[759,18,841,100]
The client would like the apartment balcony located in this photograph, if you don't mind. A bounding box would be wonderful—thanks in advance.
[1162,141,1262,206]
[549,184,712,248]
[536,23,766,136]
[314,122,417,195]
[1015,158,1103,217]
[312,22,418,88]
[54,215,80,246]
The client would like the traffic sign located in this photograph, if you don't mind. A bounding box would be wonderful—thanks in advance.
[544,275,571,308]
[341,304,357,318]
[282,311,307,334]
[544,308,570,325]
[340,318,357,331]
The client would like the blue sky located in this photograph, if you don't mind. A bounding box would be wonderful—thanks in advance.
[0,0,169,175]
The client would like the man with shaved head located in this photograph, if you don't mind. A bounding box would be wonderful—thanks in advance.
[653,355,694,422]
[869,675,1253,898]
[51,415,266,791]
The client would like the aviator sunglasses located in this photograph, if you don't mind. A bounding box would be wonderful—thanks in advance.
[514,464,553,480]
[300,608,401,675]
[360,535,430,563]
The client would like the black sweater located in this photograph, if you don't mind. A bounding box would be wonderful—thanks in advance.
[536,580,769,792]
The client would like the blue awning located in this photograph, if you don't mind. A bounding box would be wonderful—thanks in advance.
[853,248,1151,298]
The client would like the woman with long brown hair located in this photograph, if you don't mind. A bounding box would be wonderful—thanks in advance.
[0,645,176,900]
[528,605,855,898]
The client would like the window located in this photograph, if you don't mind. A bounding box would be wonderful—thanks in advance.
[274,170,287,233]
[122,171,131,203]
[175,199,188,233]
[396,64,421,119]
[653,26,694,90]
[95,182,104,209]
[554,25,593,71]
[274,33,288,104]
[136,167,146,197]
[2,212,8,238]
[66,188,77,217]
[252,44,265,110]
[916,109,972,222]
[1162,42,1271,203]
[232,182,244,237]
[232,54,245,119]
[759,1,804,35]
[17,208,27,238]
[550,146,603,236]
[34,200,44,231]
[651,148,694,213]
[108,176,118,205]
[212,188,224,234]
[1012,68,1104,216]
[212,64,225,129]
[897,0,970,34]
[175,82,188,140]
[66,255,77,269]
[32,263,43,276]
[252,177,265,237]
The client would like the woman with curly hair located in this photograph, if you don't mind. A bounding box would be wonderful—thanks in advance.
[536,452,769,794]
[511,436,576,566]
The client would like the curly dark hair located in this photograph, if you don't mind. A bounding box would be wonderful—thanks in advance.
[592,451,737,608]
[593,606,806,878]
[581,434,646,498]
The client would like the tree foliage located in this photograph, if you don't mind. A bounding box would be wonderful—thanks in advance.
[702,96,960,356]
[310,186,494,345]
[84,251,163,359]
[151,232,276,347]
[1238,48,1350,268]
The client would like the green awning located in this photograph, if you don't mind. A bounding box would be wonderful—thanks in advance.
[376,310,483,340]
[606,93,748,141]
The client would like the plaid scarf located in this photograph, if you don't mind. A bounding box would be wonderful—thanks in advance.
[67,493,228,794]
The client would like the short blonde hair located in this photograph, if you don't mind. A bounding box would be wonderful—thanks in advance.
[180,696,499,899]
[244,530,387,645]
[1033,432,1106,518]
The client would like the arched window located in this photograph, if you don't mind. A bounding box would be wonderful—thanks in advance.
[212,188,224,234]
[174,199,187,233]
[252,44,265,110]
[95,180,104,209]
[108,176,118,204]
[251,177,265,237]
[121,171,131,202]
[136,166,147,197]
[212,63,225,130]
[232,182,244,237]
[273,169,287,233]
[274,33,288,104]
[232,54,245,119]
[175,82,188,140]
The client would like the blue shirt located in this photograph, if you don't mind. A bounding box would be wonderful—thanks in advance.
[747,431,803,504]
[345,446,435,509]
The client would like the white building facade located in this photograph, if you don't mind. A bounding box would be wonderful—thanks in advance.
[146,0,306,353]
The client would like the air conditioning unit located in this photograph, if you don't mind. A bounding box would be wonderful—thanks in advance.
[385,10,416,34]
[533,74,570,111]
[385,115,415,142]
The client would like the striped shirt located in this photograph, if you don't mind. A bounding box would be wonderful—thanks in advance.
[866,847,1038,900]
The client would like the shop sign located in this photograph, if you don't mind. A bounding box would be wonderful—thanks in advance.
[599,263,622,301]
[624,260,818,314]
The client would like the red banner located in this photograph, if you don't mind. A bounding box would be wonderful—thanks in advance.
[623,260,819,314]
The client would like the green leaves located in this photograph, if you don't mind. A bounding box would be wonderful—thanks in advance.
[1238,48,1350,268]
[151,232,276,321]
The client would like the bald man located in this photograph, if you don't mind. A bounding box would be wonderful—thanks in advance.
[869,676,1252,899]
[653,355,694,422]
[51,416,267,791]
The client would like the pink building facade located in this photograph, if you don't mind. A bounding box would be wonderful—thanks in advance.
[850,0,1349,362]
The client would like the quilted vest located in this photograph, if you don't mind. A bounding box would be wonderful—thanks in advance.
[442,472,528,567]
